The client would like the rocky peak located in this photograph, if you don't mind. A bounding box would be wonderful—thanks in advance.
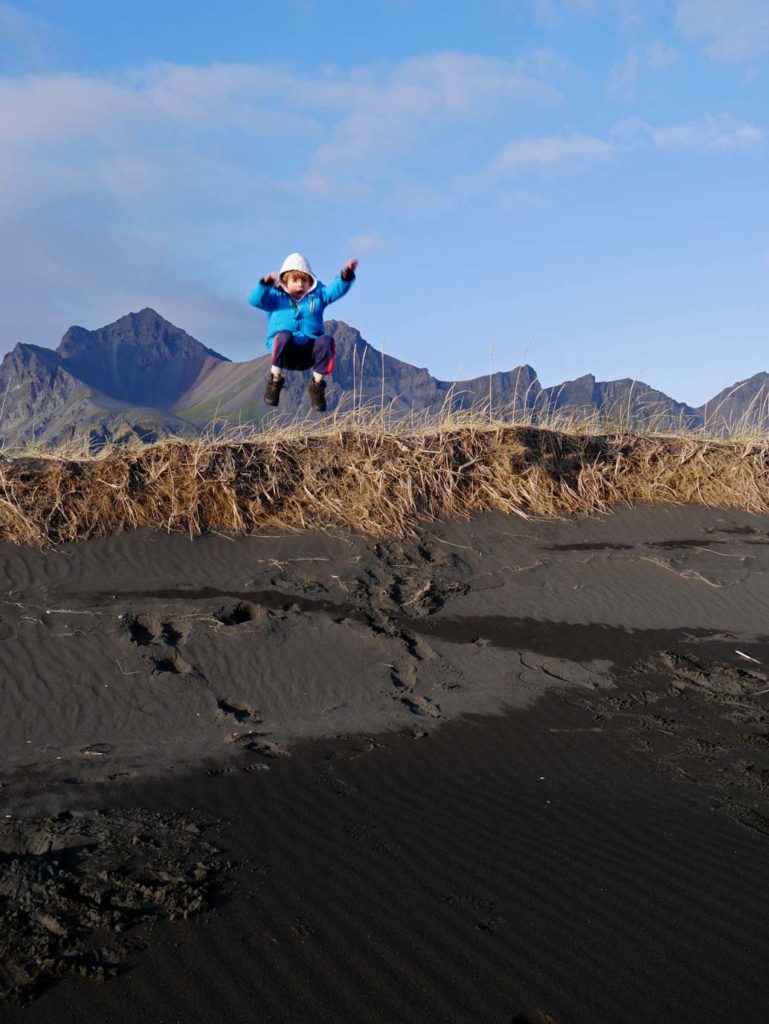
[55,308,229,409]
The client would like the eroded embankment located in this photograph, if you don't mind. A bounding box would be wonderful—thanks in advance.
[1,426,768,546]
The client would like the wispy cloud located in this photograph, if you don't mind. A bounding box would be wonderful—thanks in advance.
[300,52,559,195]
[608,42,680,100]
[455,132,615,195]
[652,113,764,151]
[615,112,765,152]
[513,47,576,80]
[676,0,769,62]
[491,134,615,171]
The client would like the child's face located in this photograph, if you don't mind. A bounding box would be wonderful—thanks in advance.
[282,271,313,299]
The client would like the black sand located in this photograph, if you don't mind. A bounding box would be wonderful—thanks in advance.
[2,504,769,1021]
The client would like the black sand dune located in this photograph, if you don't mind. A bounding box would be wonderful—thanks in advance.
[2,504,769,1020]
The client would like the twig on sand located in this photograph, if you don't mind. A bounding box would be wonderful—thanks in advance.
[115,659,141,676]
[44,608,100,615]
[433,537,482,554]
[639,556,724,588]
[689,546,744,558]
[262,557,330,568]
[735,650,761,664]
[401,582,433,607]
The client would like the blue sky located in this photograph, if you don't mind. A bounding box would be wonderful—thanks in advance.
[0,0,767,404]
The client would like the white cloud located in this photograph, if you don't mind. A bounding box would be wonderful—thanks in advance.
[513,47,575,80]
[608,42,679,100]
[493,134,615,171]
[654,113,763,152]
[455,132,615,194]
[676,0,769,62]
[613,112,764,152]
[301,52,559,195]
[0,74,146,147]
[609,49,641,100]
[0,53,557,196]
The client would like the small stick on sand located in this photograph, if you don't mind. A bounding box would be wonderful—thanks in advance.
[735,650,761,664]
[640,556,724,588]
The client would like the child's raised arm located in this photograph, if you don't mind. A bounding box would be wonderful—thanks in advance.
[248,272,281,311]
[322,259,358,305]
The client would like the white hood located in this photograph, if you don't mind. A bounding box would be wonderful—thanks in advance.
[279,252,318,291]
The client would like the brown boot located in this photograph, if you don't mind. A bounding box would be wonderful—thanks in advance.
[264,374,285,407]
[308,377,327,412]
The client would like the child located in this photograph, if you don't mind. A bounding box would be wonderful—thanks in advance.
[248,252,358,412]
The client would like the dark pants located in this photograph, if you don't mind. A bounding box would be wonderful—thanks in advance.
[272,332,336,375]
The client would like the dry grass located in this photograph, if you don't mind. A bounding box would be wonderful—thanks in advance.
[1,404,768,547]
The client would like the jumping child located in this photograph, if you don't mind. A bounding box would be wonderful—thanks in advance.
[248,253,358,412]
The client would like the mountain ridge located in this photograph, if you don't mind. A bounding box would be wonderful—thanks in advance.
[0,309,766,447]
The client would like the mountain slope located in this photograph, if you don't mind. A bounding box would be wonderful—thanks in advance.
[539,373,700,431]
[1,308,767,446]
[0,339,196,447]
[0,309,216,447]
[57,308,228,408]
[697,373,769,432]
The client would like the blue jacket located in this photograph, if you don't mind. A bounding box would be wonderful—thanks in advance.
[248,274,354,352]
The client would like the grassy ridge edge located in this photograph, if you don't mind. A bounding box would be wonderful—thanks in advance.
[1,421,768,547]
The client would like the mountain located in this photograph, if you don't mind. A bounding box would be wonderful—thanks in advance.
[57,307,228,409]
[537,373,700,431]
[697,373,769,433]
[0,310,222,447]
[0,308,766,447]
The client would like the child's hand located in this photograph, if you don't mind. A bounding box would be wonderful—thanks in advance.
[261,271,279,286]
[341,259,358,281]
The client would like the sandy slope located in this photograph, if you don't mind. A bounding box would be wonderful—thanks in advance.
[2,503,769,1019]
[1,503,767,794]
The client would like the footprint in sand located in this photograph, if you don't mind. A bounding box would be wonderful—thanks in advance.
[123,613,195,675]
[399,693,442,718]
[388,667,442,718]
[125,614,183,648]
[217,699,260,724]
[151,648,194,675]
[214,601,265,625]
